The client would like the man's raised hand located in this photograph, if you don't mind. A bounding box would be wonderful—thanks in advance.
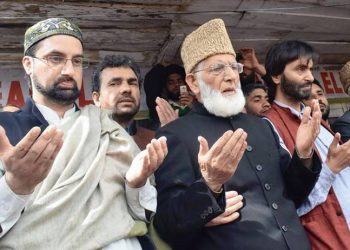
[156,97,179,127]
[295,100,321,160]
[0,125,64,195]
[126,136,168,188]
[198,129,247,192]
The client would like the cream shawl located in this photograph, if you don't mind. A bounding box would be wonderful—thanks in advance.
[0,105,148,249]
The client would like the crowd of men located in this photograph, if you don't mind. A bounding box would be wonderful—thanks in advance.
[0,17,349,250]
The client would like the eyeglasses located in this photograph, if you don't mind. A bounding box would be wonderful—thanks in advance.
[193,62,244,76]
[32,55,89,69]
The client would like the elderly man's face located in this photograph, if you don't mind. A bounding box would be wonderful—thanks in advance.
[23,35,83,106]
[200,54,241,95]
[193,54,246,117]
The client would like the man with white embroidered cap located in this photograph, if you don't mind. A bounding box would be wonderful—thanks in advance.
[153,18,322,250]
[0,17,167,250]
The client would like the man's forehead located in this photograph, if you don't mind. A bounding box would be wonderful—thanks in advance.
[250,88,267,97]
[102,66,137,79]
[167,73,183,79]
[291,57,314,67]
[35,34,83,55]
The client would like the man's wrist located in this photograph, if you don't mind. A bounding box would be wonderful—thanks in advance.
[200,164,223,193]
[125,176,147,189]
[206,182,223,193]
[325,160,342,174]
[4,174,34,195]
[295,147,313,159]
[208,184,223,198]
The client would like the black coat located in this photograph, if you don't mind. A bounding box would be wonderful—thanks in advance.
[154,102,320,250]
[0,98,48,236]
[331,110,350,142]
[0,98,48,146]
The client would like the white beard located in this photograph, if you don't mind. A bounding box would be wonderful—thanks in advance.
[198,77,246,117]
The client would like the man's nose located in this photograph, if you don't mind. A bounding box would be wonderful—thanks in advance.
[61,59,76,76]
[120,82,131,93]
[263,100,271,109]
[305,70,314,82]
[223,66,239,84]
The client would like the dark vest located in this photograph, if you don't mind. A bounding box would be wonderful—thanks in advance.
[0,98,48,146]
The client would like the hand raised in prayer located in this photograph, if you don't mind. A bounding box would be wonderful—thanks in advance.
[156,97,179,127]
[125,136,168,188]
[198,129,247,192]
[205,191,244,227]
[295,99,321,161]
[326,133,350,173]
[0,125,64,195]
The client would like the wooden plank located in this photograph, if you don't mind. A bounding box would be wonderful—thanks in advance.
[157,33,184,64]
[0,0,349,69]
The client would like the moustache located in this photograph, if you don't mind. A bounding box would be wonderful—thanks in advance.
[301,81,312,88]
[117,95,136,104]
[54,76,78,88]
[319,102,326,109]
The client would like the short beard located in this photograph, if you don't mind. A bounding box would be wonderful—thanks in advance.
[33,75,80,105]
[322,105,330,121]
[166,91,179,102]
[197,76,246,117]
[111,104,139,127]
[281,75,312,101]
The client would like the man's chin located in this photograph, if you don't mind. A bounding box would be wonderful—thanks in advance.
[54,88,80,97]
[259,109,270,116]
[112,109,138,123]
[116,104,138,111]
[57,87,76,92]
[47,92,79,104]
[114,106,139,116]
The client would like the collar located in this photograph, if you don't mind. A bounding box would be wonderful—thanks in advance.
[22,97,48,127]
[168,99,187,109]
[35,102,77,125]
[192,101,212,116]
[273,100,305,119]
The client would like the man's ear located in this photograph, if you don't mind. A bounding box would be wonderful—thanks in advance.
[22,56,33,75]
[92,91,101,107]
[271,74,282,86]
[186,74,200,95]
